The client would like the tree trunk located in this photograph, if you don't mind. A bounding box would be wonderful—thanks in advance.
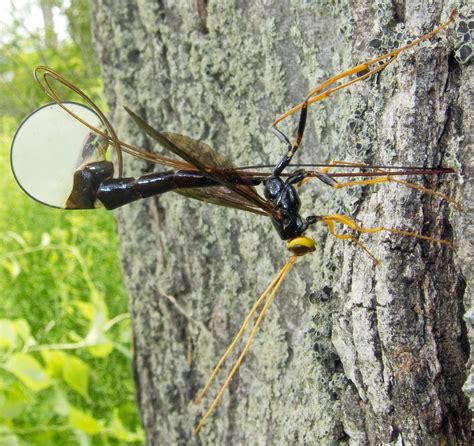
[92,1,472,444]
[40,0,58,49]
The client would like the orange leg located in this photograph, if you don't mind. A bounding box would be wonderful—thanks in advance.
[319,214,453,268]
[300,161,462,211]
[272,12,456,128]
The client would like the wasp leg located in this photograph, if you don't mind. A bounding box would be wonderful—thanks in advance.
[318,214,453,268]
[272,100,308,176]
[299,215,318,234]
[285,169,308,185]
[272,12,456,128]
[287,168,338,190]
[316,161,462,210]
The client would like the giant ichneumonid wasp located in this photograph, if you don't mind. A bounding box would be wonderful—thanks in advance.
[10,11,460,435]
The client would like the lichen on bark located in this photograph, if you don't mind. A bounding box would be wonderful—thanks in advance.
[92,1,472,444]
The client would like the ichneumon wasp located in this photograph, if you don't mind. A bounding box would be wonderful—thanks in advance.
[9,11,461,436]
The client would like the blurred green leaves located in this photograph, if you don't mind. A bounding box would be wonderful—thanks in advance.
[0,0,103,119]
[3,352,52,392]
[0,202,142,444]
[0,1,143,444]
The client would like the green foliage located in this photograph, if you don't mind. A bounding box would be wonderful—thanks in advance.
[0,1,143,444]
[0,0,102,118]
[0,117,143,444]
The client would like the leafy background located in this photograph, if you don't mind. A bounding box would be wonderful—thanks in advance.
[0,1,143,444]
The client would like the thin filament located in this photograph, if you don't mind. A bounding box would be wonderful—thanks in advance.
[194,268,286,404]
[34,66,124,177]
[193,256,298,436]
[33,66,191,172]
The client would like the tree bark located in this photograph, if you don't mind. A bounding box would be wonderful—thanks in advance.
[92,1,472,444]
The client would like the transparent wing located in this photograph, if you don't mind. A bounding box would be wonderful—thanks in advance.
[175,187,267,216]
[125,107,276,216]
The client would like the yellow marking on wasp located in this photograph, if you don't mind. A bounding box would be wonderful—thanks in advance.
[287,236,316,256]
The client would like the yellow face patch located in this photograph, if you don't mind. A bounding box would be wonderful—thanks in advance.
[287,236,316,256]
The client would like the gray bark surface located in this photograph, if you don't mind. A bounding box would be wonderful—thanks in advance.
[92,1,473,444]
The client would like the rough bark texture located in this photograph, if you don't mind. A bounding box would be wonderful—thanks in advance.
[92,1,472,444]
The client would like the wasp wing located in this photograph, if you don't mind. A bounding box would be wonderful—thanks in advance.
[125,107,276,216]
[175,187,267,216]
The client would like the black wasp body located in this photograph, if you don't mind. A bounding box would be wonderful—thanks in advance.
[65,101,320,243]
[263,100,319,241]
[264,171,316,241]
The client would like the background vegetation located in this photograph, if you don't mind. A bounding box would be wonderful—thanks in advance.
[0,1,142,444]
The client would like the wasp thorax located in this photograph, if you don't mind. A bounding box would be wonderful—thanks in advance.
[286,236,316,256]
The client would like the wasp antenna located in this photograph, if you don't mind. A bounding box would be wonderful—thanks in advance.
[193,270,284,405]
[193,256,298,436]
